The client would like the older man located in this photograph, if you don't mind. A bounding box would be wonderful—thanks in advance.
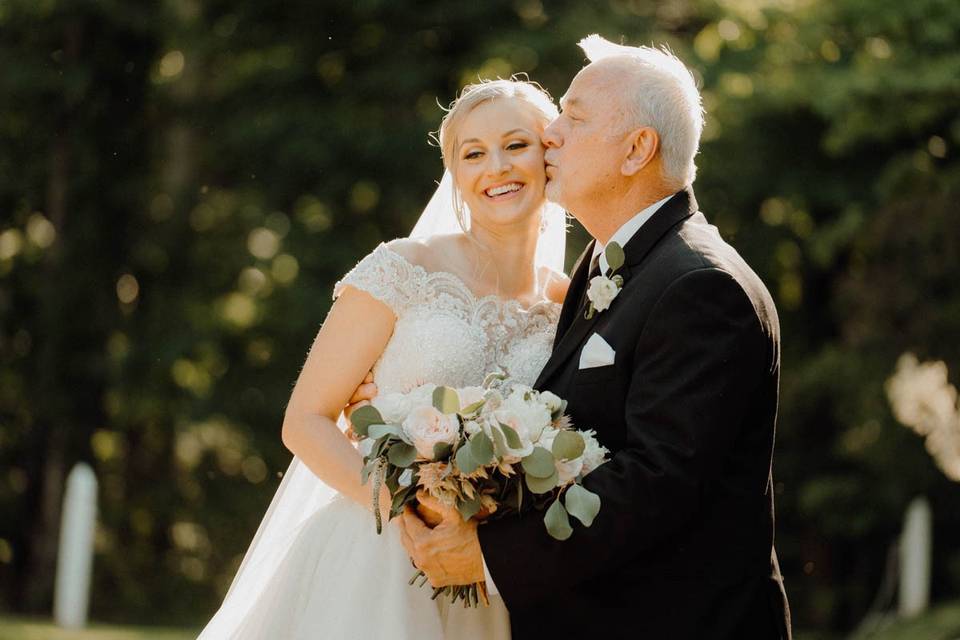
[397,35,792,639]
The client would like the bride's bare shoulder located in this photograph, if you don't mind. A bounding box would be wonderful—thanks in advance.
[539,266,571,304]
[383,237,427,265]
[385,234,465,271]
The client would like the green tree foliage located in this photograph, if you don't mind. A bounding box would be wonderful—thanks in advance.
[0,0,958,632]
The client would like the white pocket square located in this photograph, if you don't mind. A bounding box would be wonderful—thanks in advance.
[579,333,616,369]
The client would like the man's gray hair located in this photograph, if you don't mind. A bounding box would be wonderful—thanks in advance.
[579,35,705,187]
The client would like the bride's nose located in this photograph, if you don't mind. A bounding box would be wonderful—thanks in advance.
[488,150,512,175]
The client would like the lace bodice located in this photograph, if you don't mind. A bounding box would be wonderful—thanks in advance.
[333,243,560,394]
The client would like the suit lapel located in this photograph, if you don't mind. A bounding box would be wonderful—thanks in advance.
[535,188,699,388]
[551,240,595,350]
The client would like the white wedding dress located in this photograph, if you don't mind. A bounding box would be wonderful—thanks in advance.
[200,242,561,639]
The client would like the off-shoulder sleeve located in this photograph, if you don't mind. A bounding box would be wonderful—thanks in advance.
[333,243,418,317]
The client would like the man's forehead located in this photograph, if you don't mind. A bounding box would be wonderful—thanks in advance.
[561,62,622,108]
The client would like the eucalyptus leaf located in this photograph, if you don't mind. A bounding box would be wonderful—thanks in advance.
[433,442,453,460]
[544,499,573,540]
[605,242,625,272]
[457,495,482,521]
[432,386,460,414]
[499,423,523,449]
[552,431,585,461]
[470,431,494,464]
[455,443,480,474]
[387,442,417,467]
[525,468,559,494]
[564,484,601,527]
[350,405,384,438]
[521,446,555,478]
[360,459,376,485]
[461,400,485,415]
[490,426,508,458]
[368,423,403,440]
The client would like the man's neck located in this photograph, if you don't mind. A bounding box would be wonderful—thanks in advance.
[581,186,677,246]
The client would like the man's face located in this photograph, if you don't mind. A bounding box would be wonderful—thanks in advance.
[542,62,628,214]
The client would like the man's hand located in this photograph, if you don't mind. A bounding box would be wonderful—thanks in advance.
[343,371,377,442]
[398,494,485,588]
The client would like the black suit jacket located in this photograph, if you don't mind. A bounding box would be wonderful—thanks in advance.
[478,189,792,639]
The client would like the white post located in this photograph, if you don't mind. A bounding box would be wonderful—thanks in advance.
[53,462,98,629]
[898,495,932,618]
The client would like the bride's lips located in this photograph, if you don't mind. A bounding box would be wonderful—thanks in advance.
[482,181,526,202]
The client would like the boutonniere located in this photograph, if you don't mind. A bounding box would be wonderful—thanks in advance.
[585,242,625,319]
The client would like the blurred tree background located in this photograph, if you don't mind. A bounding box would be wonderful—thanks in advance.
[1,0,958,634]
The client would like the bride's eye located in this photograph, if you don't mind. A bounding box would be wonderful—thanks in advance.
[464,150,483,160]
[506,141,529,151]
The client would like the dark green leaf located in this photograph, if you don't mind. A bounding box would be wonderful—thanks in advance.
[544,499,573,540]
[457,495,482,521]
[432,386,460,413]
[525,469,559,494]
[470,431,494,464]
[564,484,601,527]
[605,242,625,272]
[351,405,385,438]
[433,442,453,460]
[368,423,403,440]
[499,423,523,449]
[388,442,417,467]
[521,446,555,478]
[552,431,585,461]
[455,443,479,474]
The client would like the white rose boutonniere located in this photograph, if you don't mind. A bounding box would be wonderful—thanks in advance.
[585,241,626,319]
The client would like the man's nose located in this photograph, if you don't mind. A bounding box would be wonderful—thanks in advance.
[542,121,562,148]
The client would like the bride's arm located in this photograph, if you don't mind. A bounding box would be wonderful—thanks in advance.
[541,266,571,303]
[281,285,395,520]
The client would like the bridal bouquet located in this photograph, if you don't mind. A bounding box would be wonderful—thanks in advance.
[351,374,609,606]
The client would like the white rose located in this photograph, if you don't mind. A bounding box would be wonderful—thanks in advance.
[555,457,584,485]
[580,430,610,475]
[482,389,504,411]
[371,392,412,423]
[489,411,534,459]
[500,390,553,442]
[406,383,437,406]
[463,420,482,436]
[538,390,564,415]
[458,386,486,412]
[586,275,621,312]
[402,405,460,460]
[537,426,560,450]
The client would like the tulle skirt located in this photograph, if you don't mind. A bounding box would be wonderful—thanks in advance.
[201,494,511,639]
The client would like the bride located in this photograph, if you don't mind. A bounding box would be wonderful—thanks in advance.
[199,77,568,639]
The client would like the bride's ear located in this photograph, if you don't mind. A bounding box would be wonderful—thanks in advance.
[620,126,659,177]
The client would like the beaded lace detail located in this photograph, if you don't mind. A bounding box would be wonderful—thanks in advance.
[334,243,560,394]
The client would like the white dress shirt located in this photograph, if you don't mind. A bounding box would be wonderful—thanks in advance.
[591,194,675,276]
[481,193,675,597]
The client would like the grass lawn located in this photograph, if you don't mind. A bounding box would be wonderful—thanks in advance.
[793,600,960,640]
[861,601,960,640]
[2,603,958,640]
[0,616,198,640]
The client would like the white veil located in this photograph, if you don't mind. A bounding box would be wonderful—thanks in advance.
[199,171,566,638]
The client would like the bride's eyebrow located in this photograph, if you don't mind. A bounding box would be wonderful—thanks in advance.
[459,129,531,147]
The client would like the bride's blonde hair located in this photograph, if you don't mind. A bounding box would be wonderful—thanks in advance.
[432,76,559,232]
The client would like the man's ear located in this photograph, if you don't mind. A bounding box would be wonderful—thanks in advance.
[621,126,660,176]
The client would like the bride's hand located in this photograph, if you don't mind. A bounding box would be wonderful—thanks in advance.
[343,371,377,442]
[415,491,447,528]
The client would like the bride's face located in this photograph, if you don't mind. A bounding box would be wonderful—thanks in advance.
[454,98,547,230]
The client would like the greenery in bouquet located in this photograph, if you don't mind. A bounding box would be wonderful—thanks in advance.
[350,374,609,606]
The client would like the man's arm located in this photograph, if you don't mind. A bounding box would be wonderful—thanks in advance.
[478,267,771,608]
